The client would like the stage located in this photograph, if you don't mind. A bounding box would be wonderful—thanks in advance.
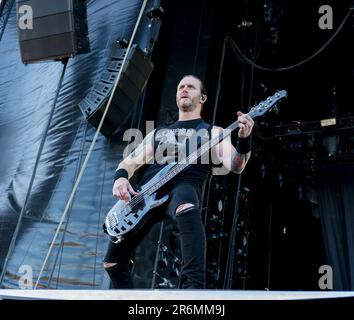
[1,289,354,300]
[1,0,354,294]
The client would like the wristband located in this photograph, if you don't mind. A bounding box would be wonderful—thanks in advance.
[236,136,251,154]
[114,168,129,182]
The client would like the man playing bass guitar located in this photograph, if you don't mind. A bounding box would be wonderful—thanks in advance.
[104,74,254,289]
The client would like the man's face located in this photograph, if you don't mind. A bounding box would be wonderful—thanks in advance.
[176,76,203,112]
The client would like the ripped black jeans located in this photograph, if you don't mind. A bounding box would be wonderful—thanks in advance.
[104,182,206,289]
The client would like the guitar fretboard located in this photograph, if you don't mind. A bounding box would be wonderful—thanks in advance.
[131,90,286,203]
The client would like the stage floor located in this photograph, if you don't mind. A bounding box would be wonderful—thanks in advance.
[1,289,354,300]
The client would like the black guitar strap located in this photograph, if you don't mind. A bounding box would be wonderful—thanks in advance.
[185,120,212,158]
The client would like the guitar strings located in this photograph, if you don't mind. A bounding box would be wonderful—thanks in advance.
[125,127,235,209]
[125,93,284,208]
[126,136,218,208]
[111,93,285,226]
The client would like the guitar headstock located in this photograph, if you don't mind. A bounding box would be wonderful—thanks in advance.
[248,90,287,119]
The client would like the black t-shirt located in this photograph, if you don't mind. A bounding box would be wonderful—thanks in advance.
[138,118,214,194]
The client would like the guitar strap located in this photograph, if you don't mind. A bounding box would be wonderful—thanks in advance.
[184,120,212,158]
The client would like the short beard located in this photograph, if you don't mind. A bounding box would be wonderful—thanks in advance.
[179,103,197,112]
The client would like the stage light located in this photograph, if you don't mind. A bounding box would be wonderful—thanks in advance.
[261,163,266,179]
[321,118,336,127]
[278,173,283,188]
[217,199,223,212]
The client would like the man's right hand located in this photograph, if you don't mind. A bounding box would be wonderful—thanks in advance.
[112,178,138,203]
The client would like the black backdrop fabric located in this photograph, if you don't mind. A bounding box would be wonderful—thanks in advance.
[1,0,353,291]
[315,164,354,290]
[0,0,143,289]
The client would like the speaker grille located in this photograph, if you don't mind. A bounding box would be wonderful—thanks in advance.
[79,44,154,137]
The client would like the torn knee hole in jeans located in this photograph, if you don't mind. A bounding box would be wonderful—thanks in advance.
[104,262,118,270]
[104,260,134,272]
[176,203,196,216]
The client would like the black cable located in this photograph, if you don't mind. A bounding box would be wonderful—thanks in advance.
[201,36,227,240]
[223,175,242,289]
[151,221,165,289]
[227,8,352,72]
[223,19,261,288]
[211,37,227,125]
[47,120,88,288]
[93,145,107,288]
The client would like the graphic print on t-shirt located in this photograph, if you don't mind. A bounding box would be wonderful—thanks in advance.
[154,127,210,164]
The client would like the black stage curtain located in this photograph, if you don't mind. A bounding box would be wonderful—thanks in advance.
[314,164,354,290]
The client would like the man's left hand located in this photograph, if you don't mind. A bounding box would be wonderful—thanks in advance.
[237,111,254,138]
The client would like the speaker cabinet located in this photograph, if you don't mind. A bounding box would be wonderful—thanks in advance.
[17,0,90,64]
[78,44,154,137]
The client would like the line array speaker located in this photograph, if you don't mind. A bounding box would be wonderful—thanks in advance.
[78,44,154,137]
[17,0,90,64]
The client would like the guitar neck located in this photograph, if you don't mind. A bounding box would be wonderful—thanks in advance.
[138,90,287,198]
[144,120,240,195]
